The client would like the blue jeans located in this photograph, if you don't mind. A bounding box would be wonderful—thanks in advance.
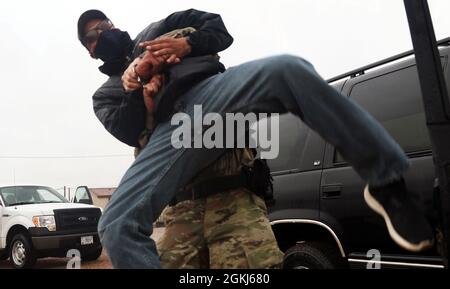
[98,55,409,268]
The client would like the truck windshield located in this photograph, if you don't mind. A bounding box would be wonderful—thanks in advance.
[0,186,68,206]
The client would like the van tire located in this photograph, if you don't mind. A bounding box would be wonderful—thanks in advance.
[283,242,345,269]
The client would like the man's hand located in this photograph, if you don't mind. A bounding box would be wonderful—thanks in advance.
[139,37,191,64]
[135,51,167,80]
[122,58,142,92]
[143,74,165,112]
[122,52,167,92]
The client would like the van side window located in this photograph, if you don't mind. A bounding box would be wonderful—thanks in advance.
[335,65,432,163]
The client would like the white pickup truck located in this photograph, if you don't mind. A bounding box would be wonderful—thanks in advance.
[0,184,102,268]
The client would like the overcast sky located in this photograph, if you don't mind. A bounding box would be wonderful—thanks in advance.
[1,0,450,192]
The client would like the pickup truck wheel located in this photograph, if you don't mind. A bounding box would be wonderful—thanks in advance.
[9,234,36,269]
[283,242,345,269]
[81,247,103,261]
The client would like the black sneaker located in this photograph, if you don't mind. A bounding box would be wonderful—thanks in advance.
[364,179,434,252]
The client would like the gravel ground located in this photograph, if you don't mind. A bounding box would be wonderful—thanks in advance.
[0,227,165,269]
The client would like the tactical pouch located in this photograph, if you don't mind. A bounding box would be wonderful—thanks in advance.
[242,158,274,203]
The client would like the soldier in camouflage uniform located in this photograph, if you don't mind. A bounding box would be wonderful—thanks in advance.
[131,27,284,269]
[156,148,284,269]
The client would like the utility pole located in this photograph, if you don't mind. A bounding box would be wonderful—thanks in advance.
[404,0,450,268]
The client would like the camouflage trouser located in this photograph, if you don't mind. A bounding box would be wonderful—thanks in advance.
[157,188,284,269]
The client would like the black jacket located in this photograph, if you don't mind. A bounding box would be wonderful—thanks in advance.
[92,9,233,147]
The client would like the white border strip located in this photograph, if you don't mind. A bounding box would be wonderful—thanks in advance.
[348,258,444,269]
[270,219,346,257]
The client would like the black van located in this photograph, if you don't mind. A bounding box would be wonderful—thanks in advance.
[269,38,450,269]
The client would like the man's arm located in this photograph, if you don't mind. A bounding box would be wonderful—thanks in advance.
[162,8,233,56]
[125,8,232,91]
[93,78,146,148]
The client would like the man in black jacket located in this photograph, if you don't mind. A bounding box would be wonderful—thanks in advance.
[78,9,232,148]
[78,9,434,269]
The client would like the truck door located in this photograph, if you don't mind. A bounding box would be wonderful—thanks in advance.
[73,186,94,205]
[320,56,447,256]
[266,113,326,221]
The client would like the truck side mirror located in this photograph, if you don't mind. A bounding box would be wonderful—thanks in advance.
[73,186,94,205]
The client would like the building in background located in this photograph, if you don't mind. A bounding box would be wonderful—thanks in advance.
[88,188,115,209]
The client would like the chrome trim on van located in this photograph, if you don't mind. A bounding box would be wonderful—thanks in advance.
[348,258,444,269]
[270,219,346,257]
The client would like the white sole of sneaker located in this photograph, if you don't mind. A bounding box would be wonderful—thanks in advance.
[363,185,433,252]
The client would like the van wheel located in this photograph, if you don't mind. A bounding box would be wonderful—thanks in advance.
[283,242,345,269]
[81,247,103,261]
[9,234,36,269]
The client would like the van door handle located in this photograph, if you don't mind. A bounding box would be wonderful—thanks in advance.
[321,185,342,198]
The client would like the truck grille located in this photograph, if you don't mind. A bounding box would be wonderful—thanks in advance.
[53,208,101,233]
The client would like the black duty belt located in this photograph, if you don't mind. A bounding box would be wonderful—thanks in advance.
[169,173,249,206]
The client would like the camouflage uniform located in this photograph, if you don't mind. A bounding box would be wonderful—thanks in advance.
[134,28,283,269]
[157,149,284,269]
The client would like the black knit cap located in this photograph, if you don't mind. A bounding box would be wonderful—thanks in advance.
[77,9,108,46]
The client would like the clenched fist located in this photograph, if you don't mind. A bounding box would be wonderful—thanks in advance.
[121,52,166,92]
[122,57,142,92]
[134,51,167,81]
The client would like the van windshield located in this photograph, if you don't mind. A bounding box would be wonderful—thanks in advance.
[0,186,68,206]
